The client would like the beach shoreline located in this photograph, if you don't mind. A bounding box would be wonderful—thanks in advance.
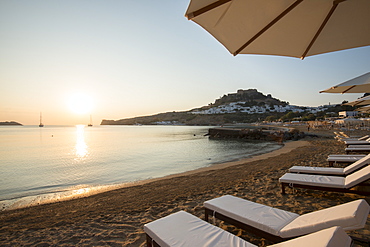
[1,131,369,246]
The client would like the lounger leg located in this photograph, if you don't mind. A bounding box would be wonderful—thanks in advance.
[146,234,160,247]
[281,183,286,195]
[205,208,209,222]
[351,236,370,247]
[146,234,152,247]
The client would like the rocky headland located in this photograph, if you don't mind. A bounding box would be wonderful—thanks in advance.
[0,121,22,126]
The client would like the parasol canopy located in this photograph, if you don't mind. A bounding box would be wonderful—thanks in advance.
[320,72,370,94]
[185,0,370,59]
[344,95,370,106]
[355,105,370,113]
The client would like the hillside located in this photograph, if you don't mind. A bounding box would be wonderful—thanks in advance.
[213,89,287,106]
[101,89,353,125]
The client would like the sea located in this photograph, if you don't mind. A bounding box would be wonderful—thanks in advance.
[0,125,282,211]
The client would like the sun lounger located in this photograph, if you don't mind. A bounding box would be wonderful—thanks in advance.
[345,145,370,154]
[144,210,353,247]
[337,134,370,142]
[203,195,369,242]
[327,154,366,166]
[280,164,370,195]
[344,139,370,146]
[289,154,370,176]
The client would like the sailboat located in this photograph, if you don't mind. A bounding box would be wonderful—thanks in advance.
[88,115,93,127]
[39,112,44,127]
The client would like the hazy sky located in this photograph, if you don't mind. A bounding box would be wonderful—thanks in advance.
[1,0,369,125]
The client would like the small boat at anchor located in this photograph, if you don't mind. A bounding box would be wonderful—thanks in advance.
[88,115,93,127]
[39,112,44,127]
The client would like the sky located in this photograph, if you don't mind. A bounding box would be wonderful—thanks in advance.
[1,0,369,125]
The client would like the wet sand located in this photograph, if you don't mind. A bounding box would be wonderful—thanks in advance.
[0,129,369,246]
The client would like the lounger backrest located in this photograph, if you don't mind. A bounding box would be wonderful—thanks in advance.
[343,154,370,175]
[279,199,370,239]
[345,165,370,188]
[270,227,352,247]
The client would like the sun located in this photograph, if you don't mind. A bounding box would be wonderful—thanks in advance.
[68,93,93,114]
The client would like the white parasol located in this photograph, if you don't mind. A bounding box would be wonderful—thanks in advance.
[320,72,370,94]
[185,0,370,59]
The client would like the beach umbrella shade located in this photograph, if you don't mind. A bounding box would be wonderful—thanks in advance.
[320,72,370,94]
[185,0,370,59]
[355,105,370,112]
[344,95,370,106]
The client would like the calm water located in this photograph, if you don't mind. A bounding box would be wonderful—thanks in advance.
[0,125,281,210]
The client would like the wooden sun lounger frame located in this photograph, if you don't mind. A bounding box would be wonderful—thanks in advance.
[281,179,370,196]
[204,206,370,245]
[346,148,370,154]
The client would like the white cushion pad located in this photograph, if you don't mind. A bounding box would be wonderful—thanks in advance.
[344,140,370,145]
[144,211,255,247]
[346,145,370,151]
[204,195,299,236]
[279,173,345,188]
[270,227,351,247]
[289,166,344,175]
[345,165,370,188]
[327,155,365,163]
[280,199,370,238]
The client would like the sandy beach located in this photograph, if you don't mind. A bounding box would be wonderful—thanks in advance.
[1,127,369,246]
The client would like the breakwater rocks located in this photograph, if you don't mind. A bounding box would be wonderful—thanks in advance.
[208,127,305,142]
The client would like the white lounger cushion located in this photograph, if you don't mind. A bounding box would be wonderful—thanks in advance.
[280,199,370,238]
[279,173,345,188]
[344,140,370,145]
[289,166,345,175]
[346,145,370,152]
[290,154,370,175]
[281,165,370,189]
[204,195,299,236]
[144,211,352,247]
[144,211,256,247]
[327,155,366,163]
[269,227,352,247]
[345,165,370,188]
[347,145,370,148]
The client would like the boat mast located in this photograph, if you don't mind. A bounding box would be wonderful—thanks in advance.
[88,115,93,127]
[39,112,44,127]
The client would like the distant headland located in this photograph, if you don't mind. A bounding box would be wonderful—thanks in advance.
[0,121,23,126]
[101,89,354,126]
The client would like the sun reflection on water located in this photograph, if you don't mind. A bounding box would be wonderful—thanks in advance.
[75,125,88,159]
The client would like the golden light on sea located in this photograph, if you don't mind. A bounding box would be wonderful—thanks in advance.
[75,125,88,159]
